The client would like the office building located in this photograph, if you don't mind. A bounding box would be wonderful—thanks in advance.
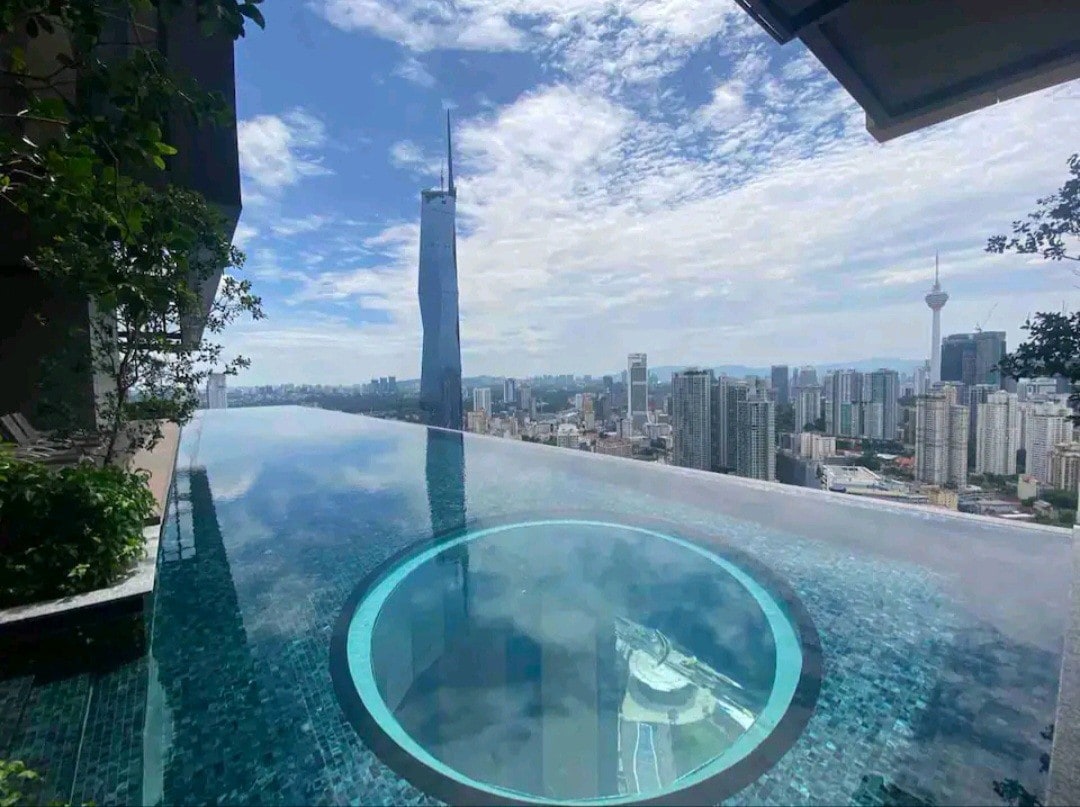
[771,365,790,406]
[206,373,228,410]
[794,385,823,432]
[942,331,1007,388]
[418,114,463,430]
[472,387,492,414]
[924,256,949,385]
[795,366,818,387]
[672,369,713,471]
[736,398,776,481]
[628,353,648,433]
[503,378,517,405]
[974,391,1019,476]
[915,388,968,486]
[1049,443,1080,493]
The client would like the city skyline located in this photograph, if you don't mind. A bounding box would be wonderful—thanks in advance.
[215,3,1077,387]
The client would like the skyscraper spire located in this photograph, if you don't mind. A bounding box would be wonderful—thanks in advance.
[446,109,455,197]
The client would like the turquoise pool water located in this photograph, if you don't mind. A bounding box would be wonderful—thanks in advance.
[0,406,1071,805]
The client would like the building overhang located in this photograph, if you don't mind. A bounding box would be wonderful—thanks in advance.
[732,0,1080,142]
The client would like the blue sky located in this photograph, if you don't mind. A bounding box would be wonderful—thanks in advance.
[224,0,1080,385]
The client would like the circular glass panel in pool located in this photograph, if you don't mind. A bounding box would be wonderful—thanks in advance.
[331,519,820,805]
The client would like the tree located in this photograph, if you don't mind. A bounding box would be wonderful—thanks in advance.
[988,153,1079,422]
[1,0,267,463]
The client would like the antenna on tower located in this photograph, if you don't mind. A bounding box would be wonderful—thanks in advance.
[446,109,455,197]
[934,252,940,287]
[440,159,444,191]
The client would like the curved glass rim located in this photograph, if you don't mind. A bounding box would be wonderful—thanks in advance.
[344,518,805,806]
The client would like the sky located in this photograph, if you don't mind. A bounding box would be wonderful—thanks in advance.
[224,0,1080,386]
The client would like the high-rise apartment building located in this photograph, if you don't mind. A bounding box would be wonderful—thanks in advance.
[472,387,492,414]
[796,366,818,387]
[974,391,1019,476]
[1024,405,1075,483]
[418,114,463,430]
[794,385,823,432]
[869,369,899,441]
[915,388,968,486]
[503,378,517,405]
[672,369,713,471]
[206,373,227,410]
[736,398,776,481]
[771,365,790,406]
[712,377,748,472]
[1049,443,1080,493]
[628,353,648,433]
[827,370,861,437]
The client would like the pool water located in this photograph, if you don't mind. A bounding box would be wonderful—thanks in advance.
[335,519,819,804]
[0,407,1070,806]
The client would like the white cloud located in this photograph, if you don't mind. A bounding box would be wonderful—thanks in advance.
[238,107,333,194]
[228,74,1079,384]
[221,3,1080,384]
[393,54,436,87]
[270,214,333,237]
[232,221,257,249]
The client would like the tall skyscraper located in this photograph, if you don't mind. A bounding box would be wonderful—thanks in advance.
[712,377,748,472]
[794,385,822,432]
[770,365,790,406]
[628,353,648,432]
[736,398,776,481]
[974,391,1019,476]
[672,369,713,471]
[942,331,1007,388]
[869,369,899,441]
[924,254,949,385]
[206,373,227,410]
[472,387,491,414]
[915,386,968,486]
[418,113,463,430]
[503,378,517,405]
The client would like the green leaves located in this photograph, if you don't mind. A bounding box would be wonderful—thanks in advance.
[0,456,156,607]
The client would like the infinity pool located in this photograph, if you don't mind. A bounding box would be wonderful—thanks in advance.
[1,406,1071,805]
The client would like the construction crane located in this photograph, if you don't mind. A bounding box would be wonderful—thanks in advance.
[974,302,997,333]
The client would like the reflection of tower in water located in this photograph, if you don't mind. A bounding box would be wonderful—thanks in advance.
[426,429,469,614]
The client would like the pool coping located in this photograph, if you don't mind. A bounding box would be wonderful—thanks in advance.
[1048,523,1080,806]
[417,420,1071,538]
[0,422,180,632]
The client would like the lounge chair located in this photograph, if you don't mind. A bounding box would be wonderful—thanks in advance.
[9,412,102,449]
[0,414,97,464]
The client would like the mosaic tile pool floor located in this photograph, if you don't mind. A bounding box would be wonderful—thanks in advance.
[0,406,1070,805]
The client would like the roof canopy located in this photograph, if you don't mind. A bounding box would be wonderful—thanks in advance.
[732,0,1080,141]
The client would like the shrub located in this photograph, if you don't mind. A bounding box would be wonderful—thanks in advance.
[0,457,155,608]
